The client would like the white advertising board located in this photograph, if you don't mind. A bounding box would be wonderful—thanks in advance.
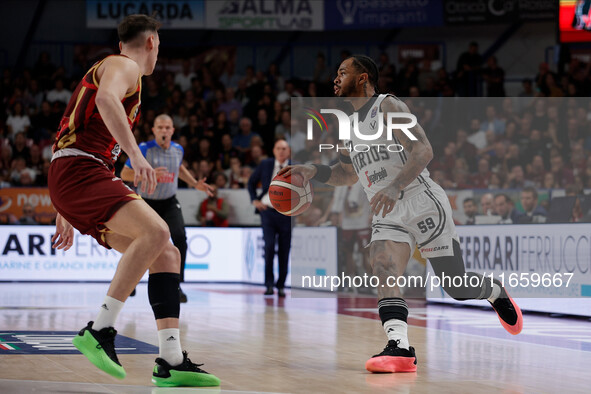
[426,223,591,316]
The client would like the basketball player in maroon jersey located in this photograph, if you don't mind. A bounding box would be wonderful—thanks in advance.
[48,14,219,387]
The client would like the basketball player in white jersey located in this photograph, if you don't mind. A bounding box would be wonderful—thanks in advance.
[280,55,522,373]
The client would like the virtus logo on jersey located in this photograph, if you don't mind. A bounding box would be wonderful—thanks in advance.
[304,107,418,153]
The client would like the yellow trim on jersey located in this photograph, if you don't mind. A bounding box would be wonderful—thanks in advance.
[57,86,87,149]
[91,58,109,88]
[68,86,86,131]
[128,102,140,124]
[127,193,142,200]
[124,75,141,98]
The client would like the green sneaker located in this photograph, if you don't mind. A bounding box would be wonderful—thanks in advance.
[72,321,126,379]
[152,351,220,387]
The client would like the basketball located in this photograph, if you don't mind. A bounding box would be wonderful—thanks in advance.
[269,172,313,216]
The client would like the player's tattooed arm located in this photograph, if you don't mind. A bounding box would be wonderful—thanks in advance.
[381,97,433,191]
[326,148,359,186]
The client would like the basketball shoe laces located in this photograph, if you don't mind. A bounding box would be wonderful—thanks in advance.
[91,326,121,366]
[377,339,403,356]
[156,351,210,375]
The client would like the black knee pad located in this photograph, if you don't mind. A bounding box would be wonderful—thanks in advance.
[429,240,491,301]
[148,272,180,319]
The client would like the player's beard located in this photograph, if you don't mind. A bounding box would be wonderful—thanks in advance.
[338,80,356,97]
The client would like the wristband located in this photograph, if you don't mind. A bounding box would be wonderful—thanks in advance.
[311,164,332,183]
[339,152,352,164]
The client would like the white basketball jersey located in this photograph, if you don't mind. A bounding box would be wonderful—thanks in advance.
[345,94,430,200]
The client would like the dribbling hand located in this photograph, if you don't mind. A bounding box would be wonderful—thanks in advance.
[277,164,317,183]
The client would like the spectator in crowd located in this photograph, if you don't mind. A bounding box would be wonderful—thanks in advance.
[31,101,59,143]
[46,78,72,105]
[463,198,478,225]
[212,171,228,189]
[313,52,332,85]
[174,59,196,92]
[455,129,477,171]
[6,102,31,140]
[505,165,534,189]
[18,203,38,225]
[480,193,495,215]
[480,105,505,135]
[526,155,546,188]
[543,172,558,189]
[10,156,36,186]
[470,158,492,189]
[233,117,259,154]
[224,156,244,189]
[255,108,275,149]
[33,51,56,90]
[218,87,242,119]
[216,133,240,171]
[456,41,482,96]
[276,80,302,105]
[516,186,547,224]
[494,194,514,224]
[11,132,31,163]
[482,56,505,97]
[519,78,534,97]
[550,155,575,187]
[197,186,229,227]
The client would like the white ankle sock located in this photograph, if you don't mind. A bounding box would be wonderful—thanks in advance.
[92,296,124,331]
[383,319,410,350]
[487,282,502,303]
[158,328,183,366]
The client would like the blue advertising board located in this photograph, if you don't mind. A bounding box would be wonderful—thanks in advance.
[325,0,444,30]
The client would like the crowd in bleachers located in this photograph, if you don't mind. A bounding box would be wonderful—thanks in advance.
[1,43,591,224]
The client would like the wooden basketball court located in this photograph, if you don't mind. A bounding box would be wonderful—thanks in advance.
[1,282,590,393]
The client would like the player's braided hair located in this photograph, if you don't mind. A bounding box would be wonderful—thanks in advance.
[348,55,380,93]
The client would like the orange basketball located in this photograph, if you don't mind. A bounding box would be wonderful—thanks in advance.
[269,172,313,216]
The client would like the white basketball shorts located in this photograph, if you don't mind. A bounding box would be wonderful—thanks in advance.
[369,181,458,258]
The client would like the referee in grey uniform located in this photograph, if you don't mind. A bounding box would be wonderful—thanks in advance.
[121,114,212,302]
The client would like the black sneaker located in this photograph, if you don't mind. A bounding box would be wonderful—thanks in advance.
[151,351,220,387]
[263,287,273,296]
[179,288,187,303]
[130,288,136,297]
[365,340,417,373]
[71,321,126,379]
[489,279,523,335]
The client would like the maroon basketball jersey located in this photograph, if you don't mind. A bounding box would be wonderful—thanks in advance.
[53,54,141,168]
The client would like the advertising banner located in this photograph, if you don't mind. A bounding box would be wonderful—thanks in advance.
[0,226,336,285]
[427,224,591,316]
[0,226,241,281]
[325,0,443,30]
[444,0,556,25]
[205,0,324,30]
[241,226,338,288]
[0,188,55,224]
[86,0,205,28]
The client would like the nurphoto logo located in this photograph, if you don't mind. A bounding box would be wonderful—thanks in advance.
[304,107,418,153]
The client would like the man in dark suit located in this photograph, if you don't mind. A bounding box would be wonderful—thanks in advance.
[248,139,292,297]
